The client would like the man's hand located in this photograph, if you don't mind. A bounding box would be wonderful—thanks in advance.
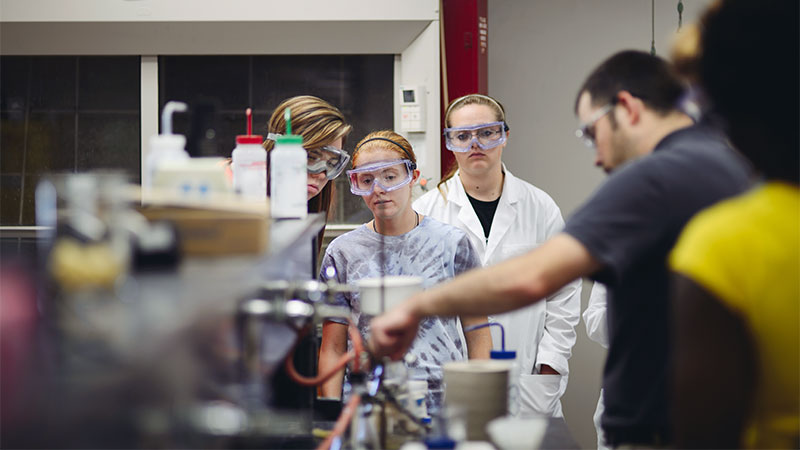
[369,300,422,360]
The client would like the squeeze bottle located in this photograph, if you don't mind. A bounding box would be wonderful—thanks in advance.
[465,321,520,416]
[491,349,520,416]
[269,108,307,219]
[231,108,267,199]
[144,101,189,191]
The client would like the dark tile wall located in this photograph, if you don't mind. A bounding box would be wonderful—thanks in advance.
[0,54,392,226]
[0,56,141,226]
[159,54,394,224]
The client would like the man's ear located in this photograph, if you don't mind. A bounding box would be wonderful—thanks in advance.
[616,90,645,125]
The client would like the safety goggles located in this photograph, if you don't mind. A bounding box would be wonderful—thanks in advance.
[307,145,350,179]
[346,159,415,196]
[268,133,350,179]
[443,121,508,152]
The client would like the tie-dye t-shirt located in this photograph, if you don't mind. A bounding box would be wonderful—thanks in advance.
[320,216,481,410]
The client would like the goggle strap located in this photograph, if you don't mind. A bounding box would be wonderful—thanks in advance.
[355,137,416,169]
[442,121,506,134]
[347,159,414,175]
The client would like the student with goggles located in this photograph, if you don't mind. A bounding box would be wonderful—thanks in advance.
[263,95,352,255]
[413,94,581,417]
[317,130,492,410]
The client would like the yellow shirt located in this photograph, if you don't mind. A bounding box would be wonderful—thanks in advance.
[671,182,800,448]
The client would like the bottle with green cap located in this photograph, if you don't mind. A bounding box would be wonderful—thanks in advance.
[269,107,307,218]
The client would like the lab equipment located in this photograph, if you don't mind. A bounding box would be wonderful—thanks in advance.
[232,108,267,199]
[144,101,190,191]
[269,108,307,218]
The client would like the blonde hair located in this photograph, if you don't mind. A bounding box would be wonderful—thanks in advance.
[439,94,507,196]
[670,24,703,83]
[263,95,352,152]
[352,130,416,166]
[443,93,506,128]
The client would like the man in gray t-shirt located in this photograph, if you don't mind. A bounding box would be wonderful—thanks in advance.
[370,51,751,447]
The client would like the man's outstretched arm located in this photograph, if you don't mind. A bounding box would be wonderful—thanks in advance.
[371,233,601,359]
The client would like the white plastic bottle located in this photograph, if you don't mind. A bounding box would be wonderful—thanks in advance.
[232,108,267,199]
[269,108,307,219]
[144,101,189,192]
[491,349,520,416]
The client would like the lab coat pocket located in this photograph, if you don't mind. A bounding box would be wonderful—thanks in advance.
[519,374,563,417]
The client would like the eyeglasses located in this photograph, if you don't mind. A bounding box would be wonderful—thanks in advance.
[306,145,350,180]
[575,104,613,148]
[443,121,508,152]
[346,159,415,196]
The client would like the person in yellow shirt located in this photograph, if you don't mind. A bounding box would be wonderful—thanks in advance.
[669,1,799,448]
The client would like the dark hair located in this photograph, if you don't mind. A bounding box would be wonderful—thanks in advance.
[574,50,687,115]
[700,0,799,183]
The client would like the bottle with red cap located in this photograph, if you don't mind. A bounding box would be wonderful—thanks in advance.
[231,108,267,199]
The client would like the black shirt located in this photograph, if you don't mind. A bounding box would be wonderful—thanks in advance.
[563,124,751,443]
[466,192,500,239]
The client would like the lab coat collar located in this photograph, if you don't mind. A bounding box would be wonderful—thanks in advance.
[448,164,524,207]
[449,164,522,258]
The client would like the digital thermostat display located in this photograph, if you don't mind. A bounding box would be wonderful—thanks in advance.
[399,86,425,132]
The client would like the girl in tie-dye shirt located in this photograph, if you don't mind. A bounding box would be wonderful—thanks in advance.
[318,130,491,411]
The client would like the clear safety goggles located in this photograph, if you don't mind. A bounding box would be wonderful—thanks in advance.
[346,159,415,196]
[443,121,508,152]
[268,133,350,179]
[307,145,350,180]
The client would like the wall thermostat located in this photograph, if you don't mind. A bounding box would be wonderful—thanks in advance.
[399,85,425,132]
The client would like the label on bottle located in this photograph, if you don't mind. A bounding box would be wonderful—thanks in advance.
[270,146,307,219]
[238,161,267,198]
[233,146,267,199]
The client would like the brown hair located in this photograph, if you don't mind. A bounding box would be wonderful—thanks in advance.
[352,130,417,166]
[438,94,506,197]
[264,95,352,255]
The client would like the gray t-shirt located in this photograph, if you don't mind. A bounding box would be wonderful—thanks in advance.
[320,216,481,410]
[563,124,751,443]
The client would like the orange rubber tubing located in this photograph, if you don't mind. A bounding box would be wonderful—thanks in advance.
[284,322,366,386]
[316,394,361,450]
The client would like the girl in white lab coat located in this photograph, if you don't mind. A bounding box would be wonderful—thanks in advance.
[413,94,582,417]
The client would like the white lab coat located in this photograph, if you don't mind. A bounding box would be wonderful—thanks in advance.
[583,282,609,349]
[413,168,581,417]
[583,282,611,450]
